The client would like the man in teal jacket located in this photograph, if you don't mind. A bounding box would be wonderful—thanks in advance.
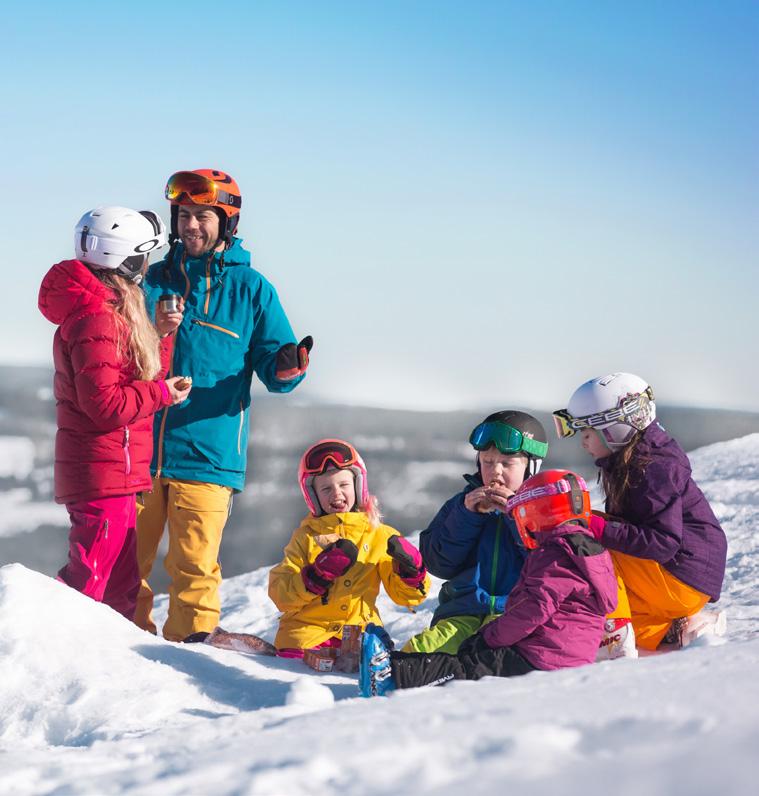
[136,169,312,642]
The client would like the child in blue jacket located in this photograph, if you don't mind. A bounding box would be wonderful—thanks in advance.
[403,411,549,654]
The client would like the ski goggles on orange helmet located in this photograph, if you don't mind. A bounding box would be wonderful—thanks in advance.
[165,171,242,213]
[507,471,591,549]
[469,421,548,459]
[301,439,361,475]
[552,386,655,439]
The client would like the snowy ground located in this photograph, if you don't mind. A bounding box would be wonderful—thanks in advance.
[1,435,759,795]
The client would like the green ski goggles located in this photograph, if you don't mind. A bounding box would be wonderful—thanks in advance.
[469,421,548,459]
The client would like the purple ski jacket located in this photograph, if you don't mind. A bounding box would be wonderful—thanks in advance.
[597,422,727,602]
[481,524,618,671]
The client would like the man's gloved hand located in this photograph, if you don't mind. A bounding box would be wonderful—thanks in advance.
[386,535,427,591]
[301,538,358,596]
[456,632,492,660]
[276,336,313,381]
[589,511,607,541]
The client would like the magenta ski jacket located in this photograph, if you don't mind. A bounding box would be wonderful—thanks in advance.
[481,523,618,670]
[597,422,727,601]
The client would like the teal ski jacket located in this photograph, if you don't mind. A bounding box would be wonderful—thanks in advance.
[143,238,304,491]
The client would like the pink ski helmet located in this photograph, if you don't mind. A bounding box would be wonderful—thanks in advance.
[298,439,369,516]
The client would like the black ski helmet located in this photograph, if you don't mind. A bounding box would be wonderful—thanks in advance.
[471,410,548,478]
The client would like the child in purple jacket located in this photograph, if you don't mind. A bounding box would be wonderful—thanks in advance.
[359,470,618,696]
[553,373,728,651]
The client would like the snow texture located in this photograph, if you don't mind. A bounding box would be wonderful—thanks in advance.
[1,435,759,795]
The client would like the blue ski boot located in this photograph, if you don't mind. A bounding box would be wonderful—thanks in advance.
[358,623,396,697]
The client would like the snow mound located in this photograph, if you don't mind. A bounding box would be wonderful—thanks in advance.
[0,434,758,795]
[0,565,226,746]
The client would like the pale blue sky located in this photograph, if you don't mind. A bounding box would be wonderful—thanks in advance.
[2,1,757,411]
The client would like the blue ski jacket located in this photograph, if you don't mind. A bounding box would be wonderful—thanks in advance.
[419,475,527,624]
[143,238,304,491]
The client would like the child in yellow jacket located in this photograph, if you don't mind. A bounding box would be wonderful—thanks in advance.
[268,439,430,657]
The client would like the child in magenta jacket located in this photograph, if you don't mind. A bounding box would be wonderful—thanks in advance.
[38,207,191,619]
[359,470,618,695]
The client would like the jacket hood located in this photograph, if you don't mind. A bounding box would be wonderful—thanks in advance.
[301,511,371,541]
[39,259,115,326]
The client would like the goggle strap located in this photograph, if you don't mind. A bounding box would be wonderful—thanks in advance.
[470,421,547,458]
[553,388,654,435]
[507,475,588,512]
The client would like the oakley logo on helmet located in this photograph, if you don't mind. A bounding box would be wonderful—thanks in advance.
[134,239,161,253]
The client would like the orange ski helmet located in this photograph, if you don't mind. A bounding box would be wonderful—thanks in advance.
[507,469,591,549]
[165,169,242,247]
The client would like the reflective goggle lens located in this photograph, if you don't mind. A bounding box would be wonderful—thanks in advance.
[552,410,578,439]
[165,172,218,205]
[303,440,358,474]
[469,421,548,459]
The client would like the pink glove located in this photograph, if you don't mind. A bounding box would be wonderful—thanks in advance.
[589,512,606,541]
[301,538,358,596]
[387,535,427,592]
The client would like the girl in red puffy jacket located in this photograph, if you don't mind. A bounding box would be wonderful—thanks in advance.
[38,206,191,619]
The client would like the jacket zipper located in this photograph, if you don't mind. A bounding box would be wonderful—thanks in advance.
[237,402,244,454]
[123,427,131,475]
[205,256,211,314]
[489,514,502,615]
[191,319,240,338]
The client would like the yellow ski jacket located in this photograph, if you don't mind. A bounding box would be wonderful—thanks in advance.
[269,511,430,650]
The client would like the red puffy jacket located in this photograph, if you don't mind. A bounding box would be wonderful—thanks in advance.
[38,259,172,504]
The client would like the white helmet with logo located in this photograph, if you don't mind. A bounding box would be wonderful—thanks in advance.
[566,372,656,450]
[74,206,167,281]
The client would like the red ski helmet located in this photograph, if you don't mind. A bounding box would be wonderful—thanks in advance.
[507,469,591,550]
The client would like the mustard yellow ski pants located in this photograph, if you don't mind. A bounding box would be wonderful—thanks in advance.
[135,477,232,642]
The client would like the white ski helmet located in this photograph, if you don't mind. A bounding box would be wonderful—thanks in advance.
[563,372,656,450]
[74,206,167,281]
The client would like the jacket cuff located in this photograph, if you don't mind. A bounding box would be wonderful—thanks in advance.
[157,379,171,406]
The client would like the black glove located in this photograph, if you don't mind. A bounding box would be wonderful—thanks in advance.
[275,335,313,381]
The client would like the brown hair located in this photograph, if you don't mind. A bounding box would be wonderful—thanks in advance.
[97,272,162,380]
[600,432,651,515]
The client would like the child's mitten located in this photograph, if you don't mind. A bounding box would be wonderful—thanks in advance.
[301,538,358,596]
[386,535,427,591]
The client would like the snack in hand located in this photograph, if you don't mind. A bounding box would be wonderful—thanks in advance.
[175,376,193,391]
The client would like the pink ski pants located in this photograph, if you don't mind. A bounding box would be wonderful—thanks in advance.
[58,494,140,620]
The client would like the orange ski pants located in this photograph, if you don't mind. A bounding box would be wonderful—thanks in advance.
[609,551,710,650]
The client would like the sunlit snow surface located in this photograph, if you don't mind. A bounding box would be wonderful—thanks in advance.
[1,436,759,795]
